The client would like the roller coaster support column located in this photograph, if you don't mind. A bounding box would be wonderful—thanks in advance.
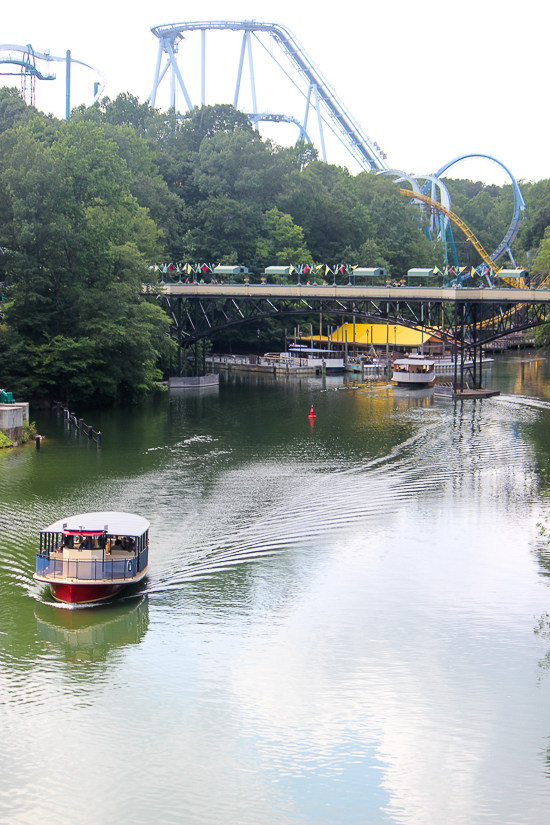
[246,31,258,128]
[65,50,70,120]
[201,30,206,106]
[234,34,247,108]
[313,84,327,163]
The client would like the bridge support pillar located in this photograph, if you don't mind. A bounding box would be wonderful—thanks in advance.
[177,296,182,377]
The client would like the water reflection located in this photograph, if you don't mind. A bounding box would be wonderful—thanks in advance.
[488,353,550,398]
[34,596,149,663]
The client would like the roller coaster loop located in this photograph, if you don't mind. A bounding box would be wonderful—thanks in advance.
[434,154,525,266]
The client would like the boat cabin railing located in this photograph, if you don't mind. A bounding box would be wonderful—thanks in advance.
[35,549,148,581]
[36,530,149,582]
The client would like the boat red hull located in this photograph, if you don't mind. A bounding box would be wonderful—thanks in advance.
[50,582,125,604]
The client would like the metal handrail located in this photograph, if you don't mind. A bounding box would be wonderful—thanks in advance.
[36,548,148,582]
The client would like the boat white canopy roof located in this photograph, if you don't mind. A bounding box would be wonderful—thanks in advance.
[42,512,150,536]
[394,358,435,366]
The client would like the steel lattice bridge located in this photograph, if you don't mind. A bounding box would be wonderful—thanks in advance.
[145,280,550,390]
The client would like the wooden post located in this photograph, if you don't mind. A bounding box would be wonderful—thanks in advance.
[97,432,102,448]
[35,436,40,451]
[79,418,84,433]
[88,425,93,441]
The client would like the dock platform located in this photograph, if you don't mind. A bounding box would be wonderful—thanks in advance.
[434,384,500,400]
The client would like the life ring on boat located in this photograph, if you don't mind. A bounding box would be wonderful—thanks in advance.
[127,560,132,573]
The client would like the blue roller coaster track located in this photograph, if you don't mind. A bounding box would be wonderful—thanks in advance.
[148,22,525,270]
[383,154,525,270]
[434,154,526,267]
[148,20,389,173]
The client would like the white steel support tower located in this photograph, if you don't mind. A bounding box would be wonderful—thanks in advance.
[148,20,389,173]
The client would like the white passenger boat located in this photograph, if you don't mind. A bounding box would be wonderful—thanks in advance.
[287,345,345,373]
[391,355,436,387]
[34,512,150,604]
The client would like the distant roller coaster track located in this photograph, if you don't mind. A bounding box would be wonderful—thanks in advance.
[400,188,501,275]
[434,154,526,265]
[148,24,525,267]
[385,154,526,269]
[148,20,389,173]
[0,44,106,107]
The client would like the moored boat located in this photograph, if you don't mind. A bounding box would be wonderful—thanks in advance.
[287,344,345,373]
[391,355,436,387]
[33,512,150,604]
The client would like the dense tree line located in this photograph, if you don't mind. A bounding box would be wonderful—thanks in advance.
[2,88,550,403]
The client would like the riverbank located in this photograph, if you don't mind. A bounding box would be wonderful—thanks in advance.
[0,420,37,449]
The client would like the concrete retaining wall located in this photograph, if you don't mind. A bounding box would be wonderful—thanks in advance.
[0,404,25,439]
[169,375,220,389]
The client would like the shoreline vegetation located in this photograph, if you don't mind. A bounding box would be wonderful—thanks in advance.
[0,420,37,449]
[1,88,550,408]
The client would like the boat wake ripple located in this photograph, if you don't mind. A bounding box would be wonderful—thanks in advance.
[143,410,535,594]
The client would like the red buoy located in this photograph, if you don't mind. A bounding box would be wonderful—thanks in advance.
[308,406,316,418]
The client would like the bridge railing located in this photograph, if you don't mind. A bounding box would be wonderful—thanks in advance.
[147,265,537,290]
[148,265,394,288]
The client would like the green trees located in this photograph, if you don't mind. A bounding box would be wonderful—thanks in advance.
[276,165,441,274]
[0,113,171,404]
[6,90,550,399]
[256,208,311,266]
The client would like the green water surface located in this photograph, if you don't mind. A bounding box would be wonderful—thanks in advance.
[2,356,550,824]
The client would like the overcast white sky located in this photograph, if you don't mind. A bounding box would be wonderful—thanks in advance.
[2,0,546,185]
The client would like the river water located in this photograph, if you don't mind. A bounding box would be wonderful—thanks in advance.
[2,355,550,824]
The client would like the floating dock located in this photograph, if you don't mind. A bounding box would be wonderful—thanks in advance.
[434,384,500,400]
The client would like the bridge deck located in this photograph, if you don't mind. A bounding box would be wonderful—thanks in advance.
[148,283,550,304]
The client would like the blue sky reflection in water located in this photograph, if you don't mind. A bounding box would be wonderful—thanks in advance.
[3,358,550,823]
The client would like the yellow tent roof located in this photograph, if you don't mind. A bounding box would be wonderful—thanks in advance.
[325,322,441,347]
